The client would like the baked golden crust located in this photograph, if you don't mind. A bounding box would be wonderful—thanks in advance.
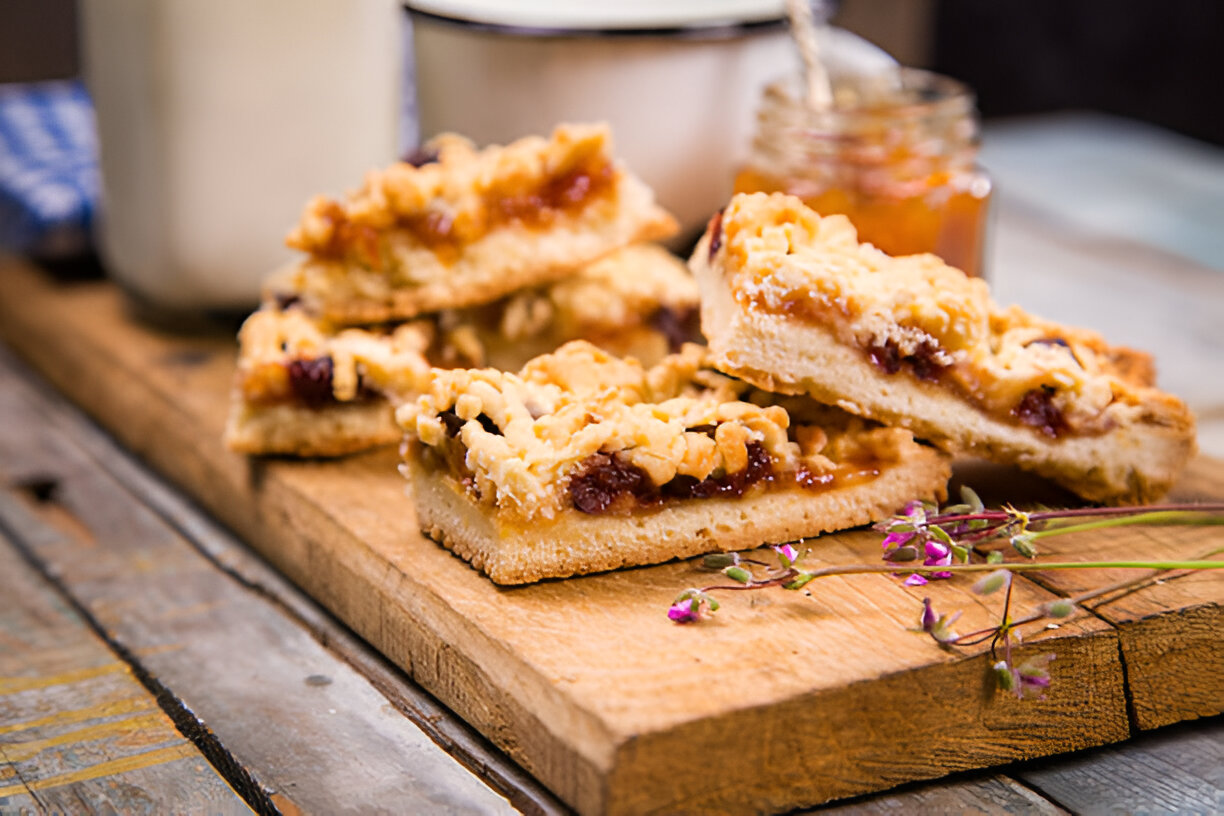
[692,192,1197,504]
[274,123,678,325]
[226,245,699,456]
[224,399,400,458]
[405,442,950,585]
[398,339,949,520]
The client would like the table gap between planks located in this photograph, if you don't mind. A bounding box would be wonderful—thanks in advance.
[0,256,1220,815]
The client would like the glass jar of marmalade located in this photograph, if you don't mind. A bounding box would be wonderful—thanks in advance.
[734,68,992,277]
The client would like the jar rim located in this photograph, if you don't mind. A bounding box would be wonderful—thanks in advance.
[764,67,976,121]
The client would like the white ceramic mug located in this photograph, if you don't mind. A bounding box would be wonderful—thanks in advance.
[81,0,404,310]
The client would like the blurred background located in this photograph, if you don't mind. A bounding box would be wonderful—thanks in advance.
[4,0,1221,146]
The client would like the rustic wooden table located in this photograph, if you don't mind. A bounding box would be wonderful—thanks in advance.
[1,112,1221,814]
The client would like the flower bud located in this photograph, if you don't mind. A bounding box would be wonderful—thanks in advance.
[724,565,752,584]
[960,485,984,512]
[703,552,739,569]
[972,569,1012,595]
[881,530,915,550]
[925,540,950,560]
[885,545,919,563]
[921,598,937,632]
[993,660,1017,692]
[667,598,698,623]
[773,543,799,565]
[784,572,815,590]
[1044,599,1075,618]
[1011,534,1038,558]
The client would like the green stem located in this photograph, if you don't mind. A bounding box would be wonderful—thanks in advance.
[1029,511,1224,540]
[806,559,1224,579]
[930,503,1224,527]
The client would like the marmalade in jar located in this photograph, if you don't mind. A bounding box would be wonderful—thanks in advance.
[734,69,992,278]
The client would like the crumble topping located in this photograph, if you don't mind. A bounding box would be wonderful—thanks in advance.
[711,193,1167,436]
[286,123,620,274]
[241,244,699,413]
[398,341,917,520]
[482,243,697,341]
[236,308,434,407]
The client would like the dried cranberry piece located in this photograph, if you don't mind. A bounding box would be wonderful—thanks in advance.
[287,356,335,408]
[570,453,655,514]
[673,475,736,499]
[908,339,946,382]
[1012,386,1068,438]
[650,306,701,352]
[438,410,502,437]
[273,292,301,311]
[742,441,774,484]
[663,441,774,499]
[868,342,902,374]
[867,338,947,381]
[439,410,465,437]
[403,146,439,167]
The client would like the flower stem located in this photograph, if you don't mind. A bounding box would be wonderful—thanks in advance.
[809,559,1224,579]
[928,502,1224,528]
[1030,511,1224,540]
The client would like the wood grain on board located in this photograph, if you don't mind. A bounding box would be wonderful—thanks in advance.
[0,534,250,814]
[0,257,1220,815]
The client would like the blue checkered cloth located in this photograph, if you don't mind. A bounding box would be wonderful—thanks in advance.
[0,79,98,258]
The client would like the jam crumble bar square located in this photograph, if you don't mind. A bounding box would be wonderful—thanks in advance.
[224,305,436,457]
[274,123,678,325]
[226,244,700,457]
[397,341,950,584]
[691,192,1196,504]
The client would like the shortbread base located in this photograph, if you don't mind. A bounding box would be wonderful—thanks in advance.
[404,446,950,585]
[695,258,1196,504]
[224,399,398,458]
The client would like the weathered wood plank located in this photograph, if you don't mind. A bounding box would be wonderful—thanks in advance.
[0,353,518,814]
[0,534,251,815]
[1017,716,1224,816]
[812,774,1067,815]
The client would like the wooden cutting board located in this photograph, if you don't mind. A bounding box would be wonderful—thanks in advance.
[2,258,1221,815]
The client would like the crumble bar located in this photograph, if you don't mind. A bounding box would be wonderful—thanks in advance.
[274,123,678,325]
[691,192,1197,504]
[226,244,699,457]
[223,306,436,457]
[397,341,950,584]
